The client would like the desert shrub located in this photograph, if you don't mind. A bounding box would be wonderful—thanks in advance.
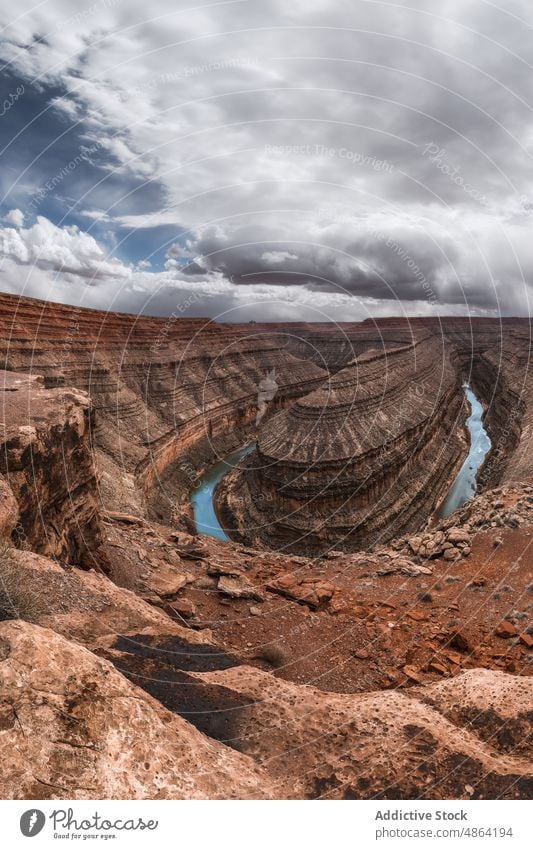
[0,543,47,622]
[418,592,433,603]
[254,642,290,668]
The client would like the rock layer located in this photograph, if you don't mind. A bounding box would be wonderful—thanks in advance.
[0,293,325,528]
[0,296,531,548]
[0,296,531,800]
[224,334,466,552]
[0,371,103,566]
[0,621,273,799]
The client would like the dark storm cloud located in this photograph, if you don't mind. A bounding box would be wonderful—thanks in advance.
[0,0,532,317]
[171,220,455,302]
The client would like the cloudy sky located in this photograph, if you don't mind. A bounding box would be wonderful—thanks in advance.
[0,0,532,321]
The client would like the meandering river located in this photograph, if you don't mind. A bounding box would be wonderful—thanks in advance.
[191,384,491,539]
[191,443,255,540]
[438,383,491,518]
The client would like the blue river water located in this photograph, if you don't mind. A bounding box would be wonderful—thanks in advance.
[191,443,256,540]
[438,383,491,518]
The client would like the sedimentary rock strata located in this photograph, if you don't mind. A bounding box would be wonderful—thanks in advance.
[0,293,326,529]
[0,621,273,800]
[0,296,531,546]
[0,294,532,799]
[225,334,467,553]
[0,371,103,566]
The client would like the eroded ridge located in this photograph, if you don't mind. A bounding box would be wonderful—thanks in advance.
[0,295,531,800]
[221,334,466,552]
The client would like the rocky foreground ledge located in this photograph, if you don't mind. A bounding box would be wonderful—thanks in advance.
[1,618,532,799]
[0,296,531,799]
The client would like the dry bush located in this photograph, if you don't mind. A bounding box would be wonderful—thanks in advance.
[254,642,290,668]
[0,543,48,622]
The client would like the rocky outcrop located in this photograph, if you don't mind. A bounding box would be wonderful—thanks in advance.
[0,295,532,801]
[203,665,532,798]
[0,545,207,647]
[224,335,467,553]
[0,294,326,527]
[102,637,533,799]
[0,371,103,566]
[0,621,273,799]
[3,620,530,799]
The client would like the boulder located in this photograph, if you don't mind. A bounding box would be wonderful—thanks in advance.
[218,575,264,601]
[169,598,197,619]
[495,621,518,639]
[207,559,246,578]
[0,621,273,799]
[150,567,194,598]
[446,528,471,544]
[266,574,335,609]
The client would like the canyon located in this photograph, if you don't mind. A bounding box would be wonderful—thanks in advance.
[222,332,467,553]
[0,293,532,799]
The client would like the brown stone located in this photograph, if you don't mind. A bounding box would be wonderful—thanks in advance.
[408,536,422,554]
[267,575,334,609]
[495,621,518,639]
[406,610,427,622]
[218,575,264,601]
[446,528,471,544]
[428,661,448,675]
[207,559,245,578]
[105,511,145,525]
[443,651,463,666]
[151,570,191,598]
[0,620,272,799]
[169,598,196,619]
[176,544,207,561]
[274,573,299,589]
[402,665,424,683]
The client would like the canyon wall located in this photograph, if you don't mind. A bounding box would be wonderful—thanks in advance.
[0,371,103,566]
[0,294,326,529]
[221,333,468,553]
[0,294,531,556]
[0,296,531,800]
